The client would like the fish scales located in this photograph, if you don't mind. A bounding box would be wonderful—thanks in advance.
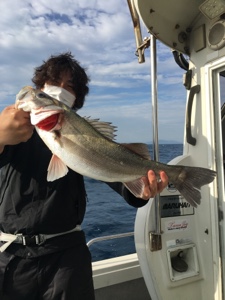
[15,86,217,207]
[41,110,151,182]
[64,110,171,180]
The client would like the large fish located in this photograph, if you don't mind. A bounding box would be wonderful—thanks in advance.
[15,86,216,208]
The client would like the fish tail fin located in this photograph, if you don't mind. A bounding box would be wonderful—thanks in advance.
[170,166,216,207]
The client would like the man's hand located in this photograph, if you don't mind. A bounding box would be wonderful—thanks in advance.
[141,170,168,200]
[0,105,34,153]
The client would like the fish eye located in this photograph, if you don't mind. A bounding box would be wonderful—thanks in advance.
[37,92,52,99]
[37,92,46,98]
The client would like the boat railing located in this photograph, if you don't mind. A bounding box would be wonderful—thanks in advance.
[87,231,134,247]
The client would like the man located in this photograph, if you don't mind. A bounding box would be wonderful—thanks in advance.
[0,52,168,300]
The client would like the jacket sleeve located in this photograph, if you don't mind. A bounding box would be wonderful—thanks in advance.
[0,146,13,168]
[106,182,149,208]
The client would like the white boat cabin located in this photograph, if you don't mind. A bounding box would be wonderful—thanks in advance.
[92,1,225,299]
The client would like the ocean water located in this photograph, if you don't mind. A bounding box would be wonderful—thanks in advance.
[82,144,183,262]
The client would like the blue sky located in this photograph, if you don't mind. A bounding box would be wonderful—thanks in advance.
[0,0,186,143]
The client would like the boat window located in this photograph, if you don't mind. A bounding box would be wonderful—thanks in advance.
[220,73,225,106]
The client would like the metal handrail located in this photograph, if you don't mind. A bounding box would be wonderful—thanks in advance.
[87,232,134,247]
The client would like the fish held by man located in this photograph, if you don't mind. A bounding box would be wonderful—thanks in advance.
[15,86,217,208]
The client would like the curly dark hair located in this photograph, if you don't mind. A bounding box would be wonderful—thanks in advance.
[32,52,90,109]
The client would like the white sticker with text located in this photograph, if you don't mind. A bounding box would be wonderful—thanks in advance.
[165,219,189,233]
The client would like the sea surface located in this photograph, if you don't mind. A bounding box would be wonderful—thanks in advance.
[82,144,183,262]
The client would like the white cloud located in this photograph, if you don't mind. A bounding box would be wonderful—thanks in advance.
[0,0,186,143]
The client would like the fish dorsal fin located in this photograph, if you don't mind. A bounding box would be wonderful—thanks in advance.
[121,143,151,160]
[84,117,117,140]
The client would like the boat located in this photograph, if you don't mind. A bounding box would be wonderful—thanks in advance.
[91,0,225,299]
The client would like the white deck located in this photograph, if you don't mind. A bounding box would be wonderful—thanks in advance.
[93,253,151,300]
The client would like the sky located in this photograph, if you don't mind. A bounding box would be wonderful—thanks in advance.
[0,0,187,143]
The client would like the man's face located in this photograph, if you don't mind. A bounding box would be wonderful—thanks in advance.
[45,71,75,96]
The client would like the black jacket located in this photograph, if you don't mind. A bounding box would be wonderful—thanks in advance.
[0,131,147,257]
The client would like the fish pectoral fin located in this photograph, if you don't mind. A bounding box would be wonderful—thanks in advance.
[47,154,69,181]
[124,178,145,198]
